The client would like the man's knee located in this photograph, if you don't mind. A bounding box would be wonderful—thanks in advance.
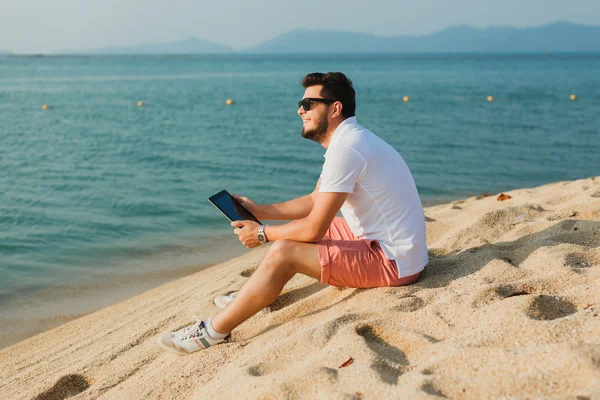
[262,240,321,280]
[257,240,299,278]
[266,239,297,263]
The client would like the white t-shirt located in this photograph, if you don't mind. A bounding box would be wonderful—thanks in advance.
[319,117,428,278]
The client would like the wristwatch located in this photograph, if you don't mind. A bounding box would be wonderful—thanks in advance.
[257,225,269,244]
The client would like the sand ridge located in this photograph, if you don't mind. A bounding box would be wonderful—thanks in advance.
[1,177,599,399]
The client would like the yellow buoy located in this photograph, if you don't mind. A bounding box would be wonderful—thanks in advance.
[402,96,410,103]
[570,94,577,101]
[487,96,494,102]
[225,99,234,105]
[42,104,49,110]
[137,101,144,107]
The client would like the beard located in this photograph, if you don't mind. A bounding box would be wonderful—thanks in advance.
[301,117,329,143]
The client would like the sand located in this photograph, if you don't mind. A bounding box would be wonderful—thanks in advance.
[1,176,600,399]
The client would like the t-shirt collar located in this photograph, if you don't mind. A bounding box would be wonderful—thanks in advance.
[324,116,358,157]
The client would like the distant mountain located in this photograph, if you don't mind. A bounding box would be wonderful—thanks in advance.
[43,21,600,55]
[77,36,232,54]
[248,21,600,53]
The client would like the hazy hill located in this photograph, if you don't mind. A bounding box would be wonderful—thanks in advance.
[48,21,600,55]
[248,21,600,53]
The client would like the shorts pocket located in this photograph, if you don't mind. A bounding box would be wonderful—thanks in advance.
[367,240,386,261]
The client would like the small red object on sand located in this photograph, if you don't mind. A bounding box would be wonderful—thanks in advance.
[339,357,354,368]
[497,193,512,201]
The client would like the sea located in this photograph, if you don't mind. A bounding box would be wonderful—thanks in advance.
[1,53,599,347]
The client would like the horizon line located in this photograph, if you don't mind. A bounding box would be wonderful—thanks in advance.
[3,51,600,57]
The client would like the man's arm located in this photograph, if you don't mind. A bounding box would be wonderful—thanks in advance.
[257,178,322,221]
[263,190,347,243]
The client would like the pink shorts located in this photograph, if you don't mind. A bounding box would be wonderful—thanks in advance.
[316,217,421,288]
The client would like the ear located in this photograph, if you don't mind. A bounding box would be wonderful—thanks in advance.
[331,101,343,118]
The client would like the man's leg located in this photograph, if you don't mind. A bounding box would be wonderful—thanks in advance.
[210,239,322,334]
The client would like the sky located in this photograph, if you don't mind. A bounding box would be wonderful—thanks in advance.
[2,0,600,54]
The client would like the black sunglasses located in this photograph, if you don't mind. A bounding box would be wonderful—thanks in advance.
[298,97,335,111]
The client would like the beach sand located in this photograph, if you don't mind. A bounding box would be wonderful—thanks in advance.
[1,177,600,399]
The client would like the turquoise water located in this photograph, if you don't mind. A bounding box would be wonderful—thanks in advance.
[1,54,599,324]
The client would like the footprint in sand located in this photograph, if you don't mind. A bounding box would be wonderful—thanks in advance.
[247,363,271,377]
[564,252,595,270]
[471,282,538,308]
[246,313,363,377]
[393,296,427,312]
[421,381,447,398]
[34,374,91,400]
[450,207,537,249]
[318,313,362,341]
[526,295,578,321]
[355,325,410,385]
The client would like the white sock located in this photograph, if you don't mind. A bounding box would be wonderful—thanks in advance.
[205,318,229,340]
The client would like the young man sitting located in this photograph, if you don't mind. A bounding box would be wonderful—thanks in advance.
[158,72,428,355]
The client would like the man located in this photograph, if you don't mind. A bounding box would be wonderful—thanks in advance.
[158,72,428,355]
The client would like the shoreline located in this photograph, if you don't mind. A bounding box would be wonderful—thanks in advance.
[2,176,599,399]
[0,250,248,350]
[0,263,214,349]
[0,199,452,351]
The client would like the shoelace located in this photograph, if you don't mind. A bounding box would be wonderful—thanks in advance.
[178,316,203,340]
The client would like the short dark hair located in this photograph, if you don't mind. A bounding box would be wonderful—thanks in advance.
[301,72,356,118]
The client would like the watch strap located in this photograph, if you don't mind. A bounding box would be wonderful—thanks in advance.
[258,224,269,243]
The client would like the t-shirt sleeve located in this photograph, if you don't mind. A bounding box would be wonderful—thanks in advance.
[319,146,366,193]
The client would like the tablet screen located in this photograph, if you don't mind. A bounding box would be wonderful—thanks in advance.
[208,190,261,224]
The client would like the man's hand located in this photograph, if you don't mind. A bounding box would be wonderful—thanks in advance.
[231,194,263,220]
[231,220,261,248]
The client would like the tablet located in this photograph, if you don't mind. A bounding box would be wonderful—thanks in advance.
[208,190,262,224]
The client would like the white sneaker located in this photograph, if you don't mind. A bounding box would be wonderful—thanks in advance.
[213,291,271,315]
[214,292,238,309]
[157,316,230,356]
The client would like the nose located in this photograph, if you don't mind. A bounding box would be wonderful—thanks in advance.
[297,105,305,116]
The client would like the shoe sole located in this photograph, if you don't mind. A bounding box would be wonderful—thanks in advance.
[157,335,188,356]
